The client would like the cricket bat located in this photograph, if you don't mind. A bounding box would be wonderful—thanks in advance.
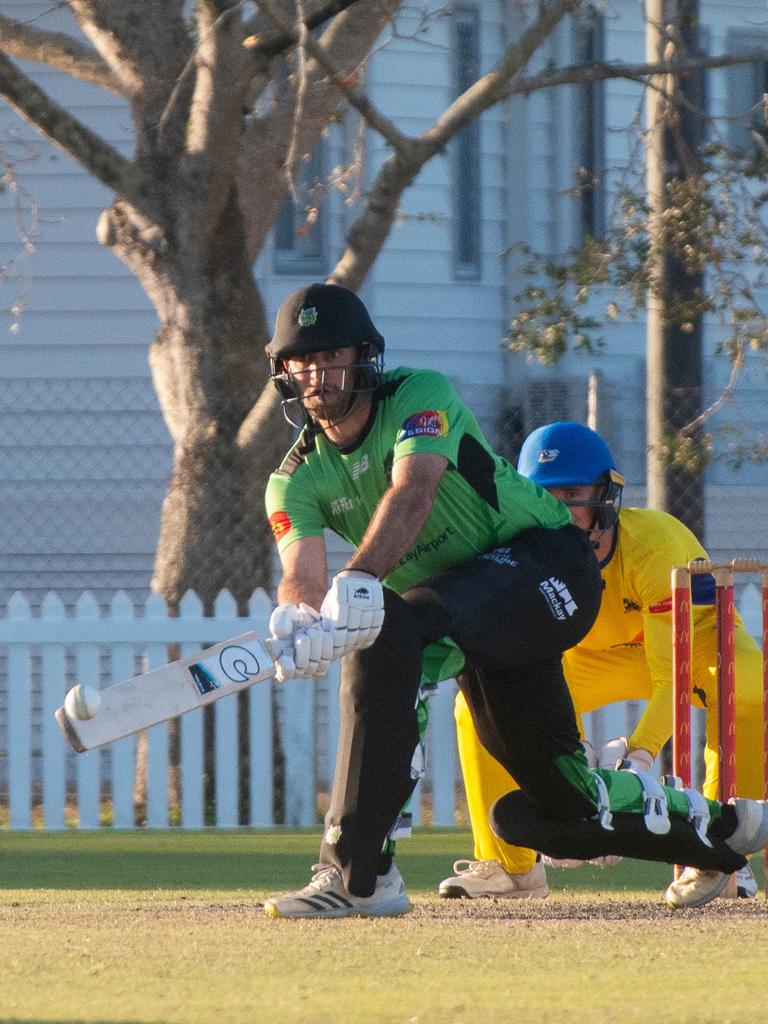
[55,632,280,753]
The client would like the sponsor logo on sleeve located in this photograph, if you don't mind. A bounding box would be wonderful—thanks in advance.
[398,409,448,441]
[269,510,292,541]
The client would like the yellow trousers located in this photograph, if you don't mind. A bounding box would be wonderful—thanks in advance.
[455,630,765,874]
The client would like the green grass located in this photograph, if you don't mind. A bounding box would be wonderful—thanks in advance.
[0,828,766,1024]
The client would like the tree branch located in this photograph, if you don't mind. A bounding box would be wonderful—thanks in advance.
[510,49,768,97]
[0,52,133,195]
[255,0,409,152]
[238,0,402,260]
[0,13,120,94]
[332,0,582,288]
[244,0,364,58]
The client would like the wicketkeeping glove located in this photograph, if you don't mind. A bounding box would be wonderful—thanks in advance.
[598,736,655,773]
[320,569,385,656]
[269,602,334,681]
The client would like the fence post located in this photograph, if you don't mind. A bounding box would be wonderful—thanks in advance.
[145,591,171,828]
[248,589,274,827]
[429,680,458,826]
[213,590,239,828]
[7,593,32,829]
[110,591,138,829]
[74,592,101,829]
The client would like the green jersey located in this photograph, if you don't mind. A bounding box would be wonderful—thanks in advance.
[265,367,571,679]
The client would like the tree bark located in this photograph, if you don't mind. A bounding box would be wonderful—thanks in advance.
[97,191,288,610]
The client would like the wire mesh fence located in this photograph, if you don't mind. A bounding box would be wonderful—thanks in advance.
[3,367,768,611]
[2,365,768,829]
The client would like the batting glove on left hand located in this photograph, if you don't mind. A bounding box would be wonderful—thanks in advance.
[269,602,334,681]
[320,570,385,657]
[598,736,655,774]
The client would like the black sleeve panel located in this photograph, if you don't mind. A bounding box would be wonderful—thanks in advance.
[456,433,500,511]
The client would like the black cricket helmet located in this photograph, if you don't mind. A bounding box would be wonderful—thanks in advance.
[266,283,385,426]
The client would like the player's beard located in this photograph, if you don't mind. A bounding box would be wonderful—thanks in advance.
[302,388,356,426]
[296,367,365,428]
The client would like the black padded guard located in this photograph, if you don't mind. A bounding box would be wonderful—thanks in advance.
[491,790,747,874]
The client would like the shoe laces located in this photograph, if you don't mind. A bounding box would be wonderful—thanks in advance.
[303,863,343,892]
[451,859,501,878]
[677,866,720,884]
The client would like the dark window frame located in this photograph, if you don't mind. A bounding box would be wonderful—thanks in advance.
[274,141,327,275]
[574,8,606,240]
[452,5,482,280]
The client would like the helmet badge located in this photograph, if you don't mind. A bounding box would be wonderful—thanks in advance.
[538,448,560,463]
[298,306,318,327]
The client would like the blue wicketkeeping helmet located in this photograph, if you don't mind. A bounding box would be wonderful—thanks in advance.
[518,421,625,529]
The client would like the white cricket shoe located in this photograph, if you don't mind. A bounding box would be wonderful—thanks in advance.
[736,863,759,899]
[664,867,732,909]
[665,798,768,909]
[664,862,760,908]
[438,859,549,899]
[264,863,411,919]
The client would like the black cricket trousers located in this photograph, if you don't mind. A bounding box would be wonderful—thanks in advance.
[320,523,603,895]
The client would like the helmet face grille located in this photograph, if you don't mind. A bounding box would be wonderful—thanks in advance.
[269,346,383,429]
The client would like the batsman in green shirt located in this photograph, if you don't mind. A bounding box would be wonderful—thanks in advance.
[262,282,768,919]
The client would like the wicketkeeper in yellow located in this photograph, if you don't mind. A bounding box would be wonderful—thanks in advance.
[441,421,765,908]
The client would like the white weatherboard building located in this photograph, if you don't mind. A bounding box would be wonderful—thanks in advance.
[1,0,768,610]
[1,1,767,831]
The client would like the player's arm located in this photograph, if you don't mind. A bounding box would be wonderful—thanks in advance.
[276,534,328,611]
[347,452,449,578]
[269,535,333,681]
[624,610,675,757]
[315,452,448,663]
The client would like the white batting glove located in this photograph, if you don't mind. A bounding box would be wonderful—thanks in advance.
[320,570,385,656]
[269,602,333,681]
[598,736,654,774]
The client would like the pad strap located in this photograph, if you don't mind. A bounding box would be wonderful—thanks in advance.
[682,787,713,847]
[617,764,671,835]
[591,771,614,831]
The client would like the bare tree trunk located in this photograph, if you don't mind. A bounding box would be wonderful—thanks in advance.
[100,192,289,609]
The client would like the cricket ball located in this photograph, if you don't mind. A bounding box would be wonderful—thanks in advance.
[64,684,102,721]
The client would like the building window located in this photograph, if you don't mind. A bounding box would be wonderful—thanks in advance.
[452,7,481,279]
[725,33,768,154]
[274,143,326,274]
[574,8,606,240]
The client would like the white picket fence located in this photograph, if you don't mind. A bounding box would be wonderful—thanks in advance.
[0,584,763,831]
[0,588,459,830]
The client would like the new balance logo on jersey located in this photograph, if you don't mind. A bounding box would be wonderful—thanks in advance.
[539,576,578,620]
[350,454,369,480]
